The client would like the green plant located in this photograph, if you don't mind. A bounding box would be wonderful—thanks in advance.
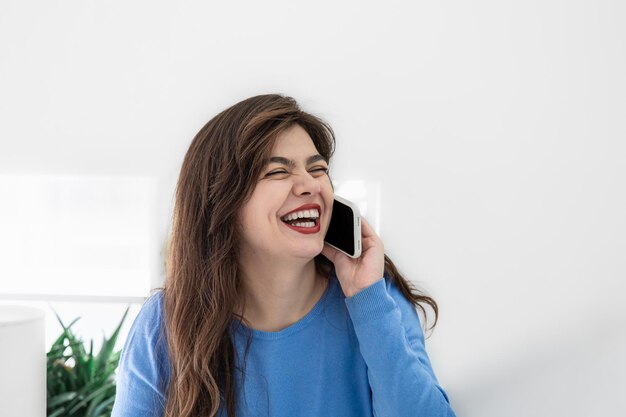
[47,307,129,417]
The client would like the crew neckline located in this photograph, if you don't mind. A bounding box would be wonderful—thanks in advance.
[229,270,339,340]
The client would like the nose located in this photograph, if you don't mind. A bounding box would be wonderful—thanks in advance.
[292,171,321,196]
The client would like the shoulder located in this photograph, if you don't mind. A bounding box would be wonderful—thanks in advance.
[113,291,169,415]
[142,290,165,320]
[122,290,166,358]
[383,273,416,308]
[118,289,169,379]
[133,290,165,335]
[383,274,410,306]
[383,272,429,343]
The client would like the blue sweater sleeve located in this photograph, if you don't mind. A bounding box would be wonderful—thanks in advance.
[111,293,168,417]
[344,276,457,417]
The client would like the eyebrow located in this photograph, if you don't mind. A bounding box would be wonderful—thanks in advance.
[266,154,327,168]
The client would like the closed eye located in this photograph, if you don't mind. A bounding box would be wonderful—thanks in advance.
[265,167,328,177]
[266,170,288,176]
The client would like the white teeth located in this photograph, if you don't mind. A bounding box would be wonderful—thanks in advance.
[294,221,315,228]
[281,208,320,221]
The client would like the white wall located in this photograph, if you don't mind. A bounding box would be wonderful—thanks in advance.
[1,0,625,415]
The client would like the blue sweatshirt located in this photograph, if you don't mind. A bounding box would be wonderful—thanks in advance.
[111,270,457,417]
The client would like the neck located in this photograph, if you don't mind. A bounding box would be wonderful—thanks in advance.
[234,255,327,332]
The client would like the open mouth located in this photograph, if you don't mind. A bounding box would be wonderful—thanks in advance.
[280,207,321,234]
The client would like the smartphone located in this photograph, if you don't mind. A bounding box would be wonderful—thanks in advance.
[324,194,362,258]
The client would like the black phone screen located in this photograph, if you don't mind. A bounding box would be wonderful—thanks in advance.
[324,199,355,256]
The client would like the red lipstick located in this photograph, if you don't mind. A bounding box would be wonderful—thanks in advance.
[280,203,322,235]
[281,203,321,217]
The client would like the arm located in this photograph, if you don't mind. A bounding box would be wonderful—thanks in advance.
[111,292,169,417]
[345,276,457,417]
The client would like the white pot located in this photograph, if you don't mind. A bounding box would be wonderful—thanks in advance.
[0,305,45,417]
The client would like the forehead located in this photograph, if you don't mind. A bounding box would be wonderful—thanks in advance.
[270,125,319,156]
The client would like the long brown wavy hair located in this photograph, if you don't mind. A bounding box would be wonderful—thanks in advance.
[162,93,440,417]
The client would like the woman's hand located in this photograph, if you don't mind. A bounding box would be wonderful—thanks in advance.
[321,216,385,297]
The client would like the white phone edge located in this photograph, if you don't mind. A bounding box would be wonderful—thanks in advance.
[327,194,362,258]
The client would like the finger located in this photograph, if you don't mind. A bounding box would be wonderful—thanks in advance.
[360,216,378,238]
[360,217,384,252]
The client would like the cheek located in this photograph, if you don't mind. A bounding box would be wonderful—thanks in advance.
[239,194,262,231]
[320,182,335,227]
[240,185,286,227]
[320,180,334,201]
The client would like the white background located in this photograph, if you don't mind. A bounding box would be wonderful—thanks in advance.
[1,0,625,415]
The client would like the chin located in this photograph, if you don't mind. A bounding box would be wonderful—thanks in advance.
[292,243,325,259]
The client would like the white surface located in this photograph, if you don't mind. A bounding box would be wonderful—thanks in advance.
[0,175,157,297]
[1,1,625,415]
[0,306,46,417]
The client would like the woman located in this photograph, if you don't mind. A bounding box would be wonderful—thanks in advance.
[111,94,457,417]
